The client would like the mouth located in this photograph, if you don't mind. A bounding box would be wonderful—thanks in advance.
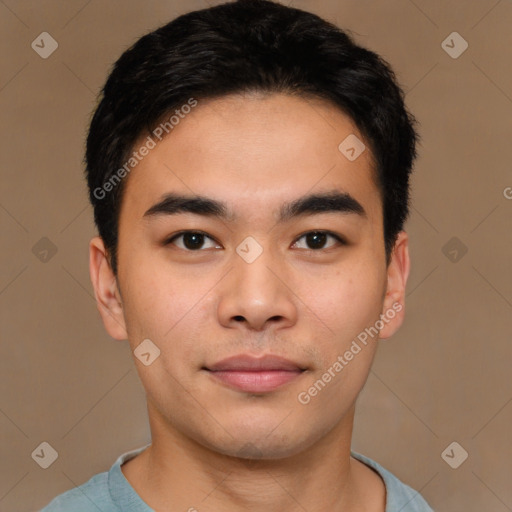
[203,354,307,393]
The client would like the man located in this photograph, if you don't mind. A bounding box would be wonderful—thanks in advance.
[41,0,433,510]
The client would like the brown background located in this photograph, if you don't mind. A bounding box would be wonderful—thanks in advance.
[1,1,511,511]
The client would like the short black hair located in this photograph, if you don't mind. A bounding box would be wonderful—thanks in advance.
[86,0,419,276]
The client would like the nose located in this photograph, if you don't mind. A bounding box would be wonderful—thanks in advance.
[216,242,298,332]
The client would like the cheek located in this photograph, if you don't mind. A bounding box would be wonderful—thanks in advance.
[296,261,385,345]
[296,266,385,414]
[119,260,216,366]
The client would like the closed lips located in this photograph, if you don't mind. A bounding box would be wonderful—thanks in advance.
[205,354,306,372]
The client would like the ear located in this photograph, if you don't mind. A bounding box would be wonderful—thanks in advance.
[89,236,128,341]
[378,231,410,340]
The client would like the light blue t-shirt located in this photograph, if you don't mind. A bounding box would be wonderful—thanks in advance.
[40,444,433,511]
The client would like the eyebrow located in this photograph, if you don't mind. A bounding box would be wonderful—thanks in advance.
[143,190,367,222]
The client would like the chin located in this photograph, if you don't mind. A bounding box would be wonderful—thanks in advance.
[198,420,318,461]
[216,438,306,461]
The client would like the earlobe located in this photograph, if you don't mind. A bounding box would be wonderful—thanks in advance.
[89,236,128,341]
[379,231,410,340]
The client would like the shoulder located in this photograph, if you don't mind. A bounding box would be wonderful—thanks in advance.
[351,451,434,512]
[39,470,115,511]
[38,444,151,512]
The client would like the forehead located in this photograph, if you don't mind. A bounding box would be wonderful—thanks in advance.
[120,93,381,224]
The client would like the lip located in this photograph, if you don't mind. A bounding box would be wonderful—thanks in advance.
[204,354,306,393]
[206,354,306,372]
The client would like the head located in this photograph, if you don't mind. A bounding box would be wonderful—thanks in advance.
[88,0,418,460]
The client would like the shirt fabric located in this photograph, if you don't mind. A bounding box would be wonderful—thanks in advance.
[39,444,433,511]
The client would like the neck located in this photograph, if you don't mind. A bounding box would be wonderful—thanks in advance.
[121,404,385,512]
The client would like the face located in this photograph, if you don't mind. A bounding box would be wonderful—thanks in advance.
[90,92,409,460]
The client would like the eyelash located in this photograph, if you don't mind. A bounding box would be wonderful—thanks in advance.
[163,230,347,252]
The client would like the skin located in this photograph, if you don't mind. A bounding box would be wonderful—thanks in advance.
[89,92,410,512]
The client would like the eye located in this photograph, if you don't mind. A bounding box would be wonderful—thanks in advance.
[165,231,221,251]
[164,230,345,252]
[292,231,345,250]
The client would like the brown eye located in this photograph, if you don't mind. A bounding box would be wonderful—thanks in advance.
[293,231,345,250]
[166,231,220,251]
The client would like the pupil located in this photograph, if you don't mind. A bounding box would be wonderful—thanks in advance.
[181,233,328,250]
[184,233,204,250]
[307,232,326,249]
